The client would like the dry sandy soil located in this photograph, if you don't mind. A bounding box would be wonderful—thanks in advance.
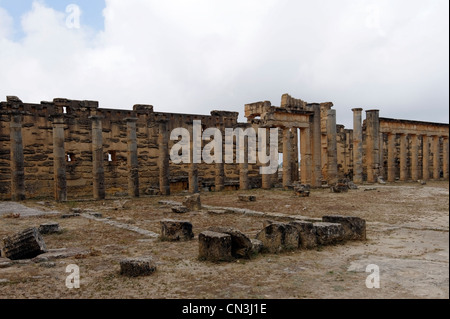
[0,181,448,299]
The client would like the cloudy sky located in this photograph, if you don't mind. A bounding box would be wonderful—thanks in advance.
[0,0,448,128]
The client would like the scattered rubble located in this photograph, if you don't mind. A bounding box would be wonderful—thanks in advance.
[120,257,157,277]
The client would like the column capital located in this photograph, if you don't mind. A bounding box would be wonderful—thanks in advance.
[49,114,65,123]
[352,108,363,112]
[124,117,138,123]
[89,115,104,121]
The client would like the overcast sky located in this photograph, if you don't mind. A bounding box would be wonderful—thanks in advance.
[0,0,448,128]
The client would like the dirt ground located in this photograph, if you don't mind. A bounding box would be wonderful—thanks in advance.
[0,181,448,299]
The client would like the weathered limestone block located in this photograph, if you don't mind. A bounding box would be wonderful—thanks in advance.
[160,219,194,241]
[1,228,47,260]
[61,213,81,219]
[377,176,386,185]
[208,226,252,258]
[38,222,61,235]
[172,206,189,214]
[313,222,345,246]
[289,221,317,249]
[294,185,310,197]
[198,231,233,262]
[330,183,349,193]
[347,181,358,190]
[322,216,366,241]
[120,257,157,277]
[144,188,161,196]
[250,239,263,255]
[183,194,201,211]
[256,222,299,253]
[238,194,256,202]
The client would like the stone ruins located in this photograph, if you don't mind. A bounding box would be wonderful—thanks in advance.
[0,94,448,201]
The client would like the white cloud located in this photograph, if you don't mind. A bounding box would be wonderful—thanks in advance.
[0,7,13,38]
[0,0,448,127]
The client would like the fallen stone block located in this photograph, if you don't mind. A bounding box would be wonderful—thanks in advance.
[322,216,366,241]
[289,221,317,249]
[183,194,201,211]
[250,239,263,255]
[31,248,90,263]
[120,257,157,277]
[256,222,299,253]
[1,228,47,260]
[347,181,358,190]
[61,213,80,219]
[87,212,103,218]
[313,222,345,246]
[294,186,310,197]
[208,226,252,259]
[330,183,349,193]
[38,222,61,235]
[238,194,256,202]
[160,219,194,241]
[158,200,182,206]
[198,231,233,262]
[377,176,386,184]
[145,188,161,196]
[207,209,227,215]
[172,206,189,214]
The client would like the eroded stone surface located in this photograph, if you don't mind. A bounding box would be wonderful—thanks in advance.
[1,228,47,260]
[208,226,252,259]
[160,219,194,241]
[322,215,366,241]
[38,222,61,235]
[198,231,232,262]
[183,194,201,211]
[256,222,299,253]
[289,221,317,249]
[120,257,157,277]
[313,222,345,245]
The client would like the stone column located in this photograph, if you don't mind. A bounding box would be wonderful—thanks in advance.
[282,128,292,188]
[261,127,272,189]
[214,124,225,191]
[239,135,249,190]
[352,108,363,184]
[432,135,440,180]
[365,110,380,183]
[126,118,139,197]
[10,112,26,201]
[291,129,299,182]
[311,105,322,187]
[189,123,199,194]
[387,133,396,183]
[300,126,312,185]
[422,135,429,181]
[410,134,419,181]
[158,120,170,195]
[326,110,338,185]
[443,137,449,179]
[52,115,67,201]
[90,115,105,200]
[399,133,408,181]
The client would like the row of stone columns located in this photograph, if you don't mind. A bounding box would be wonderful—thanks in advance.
[9,113,142,202]
[387,132,449,182]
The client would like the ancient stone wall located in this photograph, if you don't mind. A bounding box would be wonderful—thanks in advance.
[0,94,448,201]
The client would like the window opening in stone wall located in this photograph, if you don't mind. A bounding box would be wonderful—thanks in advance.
[108,151,117,163]
[66,153,75,162]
